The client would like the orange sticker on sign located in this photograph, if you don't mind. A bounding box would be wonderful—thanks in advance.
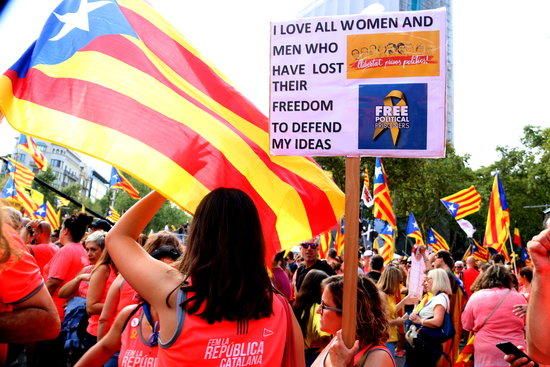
[347,31,440,79]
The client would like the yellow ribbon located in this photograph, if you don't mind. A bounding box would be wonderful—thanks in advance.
[373,90,407,146]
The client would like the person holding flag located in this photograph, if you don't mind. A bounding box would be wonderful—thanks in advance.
[106,189,306,366]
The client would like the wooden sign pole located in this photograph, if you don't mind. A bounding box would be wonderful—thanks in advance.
[342,156,360,351]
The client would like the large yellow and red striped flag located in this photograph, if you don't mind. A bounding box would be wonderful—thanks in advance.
[440,186,481,220]
[483,174,510,258]
[0,0,344,259]
[7,158,35,189]
[373,158,396,228]
[463,239,489,263]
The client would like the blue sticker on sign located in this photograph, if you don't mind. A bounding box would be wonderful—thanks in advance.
[358,83,428,150]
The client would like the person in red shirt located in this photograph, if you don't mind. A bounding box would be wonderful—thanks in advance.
[462,256,480,298]
[23,220,59,277]
[106,189,305,366]
[0,214,60,365]
[46,213,93,320]
[37,213,92,367]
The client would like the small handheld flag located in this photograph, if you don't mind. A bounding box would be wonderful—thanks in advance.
[483,174,510,259]
[17,134,48,171]
[7,159,35,189]
[373,158,396,227]
[376,222,395,265]
[406,212,424,246]
[106,206,121,223]
[110,167,140,199]
[427,227,449,252]
[440,186,481,220]
[34,203,47,218]
[1,177,17,199]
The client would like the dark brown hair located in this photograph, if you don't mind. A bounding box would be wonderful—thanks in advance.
[293,269,329,335]
[143,231,180,254]
[471,264,513,292]
[177,188,273,323]
[63,212,93,242]
[323,275,389,353]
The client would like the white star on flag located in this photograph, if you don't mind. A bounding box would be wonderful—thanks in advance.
[6,187,14,195]
[429,235,435,242]
[374,165,383,179]
[413,221,419,230]
[50,0,112,41]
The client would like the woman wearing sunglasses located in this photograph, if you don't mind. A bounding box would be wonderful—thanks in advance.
[311,275,395,367]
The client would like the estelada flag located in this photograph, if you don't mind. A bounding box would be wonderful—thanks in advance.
[17,134,48,171]
[483,174,510,260]
[406,212,424,246]
[0,0,344,258]
[110,167,140,200]
[373,158,396,227]
[427,227,449,252]
[376,222,395,265]
[440,185,481,220]
[7,159,35,189]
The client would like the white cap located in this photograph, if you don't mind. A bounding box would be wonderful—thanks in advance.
[362,250,373,258]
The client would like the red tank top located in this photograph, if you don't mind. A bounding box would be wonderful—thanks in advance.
[118,279,138,313]
[119,306,159,367]
[156,290,287,367]
[87,266,117,336]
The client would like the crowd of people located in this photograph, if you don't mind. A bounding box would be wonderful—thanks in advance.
[2,189,550,367]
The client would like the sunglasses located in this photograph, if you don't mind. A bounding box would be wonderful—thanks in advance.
[319,301,342,315]
[301,242,319,249]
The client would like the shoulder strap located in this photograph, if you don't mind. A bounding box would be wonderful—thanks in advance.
[473,289,511,332]
[358,345,396,367]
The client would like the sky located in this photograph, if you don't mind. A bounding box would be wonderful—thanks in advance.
[0,0,549,177]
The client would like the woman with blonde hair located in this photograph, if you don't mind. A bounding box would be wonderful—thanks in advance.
[406,268,452,367]
[377,266,418,356]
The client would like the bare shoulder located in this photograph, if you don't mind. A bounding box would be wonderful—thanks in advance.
[363,348,394,367]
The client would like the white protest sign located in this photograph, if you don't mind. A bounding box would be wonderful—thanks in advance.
[269,9,446,158]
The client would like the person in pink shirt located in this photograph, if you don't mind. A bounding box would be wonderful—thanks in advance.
[23,220,59,277]
[461,264,526,367]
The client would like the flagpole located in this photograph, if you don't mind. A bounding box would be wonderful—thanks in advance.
[342,157,360,350]
[507,227,517,274]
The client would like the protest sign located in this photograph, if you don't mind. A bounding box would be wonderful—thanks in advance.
[270,8,446,158]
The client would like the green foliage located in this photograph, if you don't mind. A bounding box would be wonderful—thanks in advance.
[112,176,190,232]
[34,167,58,205]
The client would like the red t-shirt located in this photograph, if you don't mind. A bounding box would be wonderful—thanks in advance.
[47,241,89,320]
[462,267,480,298]
[29,242,59,278]
[118,279,138,314]
[0,224,44,364]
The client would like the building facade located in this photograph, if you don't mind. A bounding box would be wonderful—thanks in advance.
[12,138,109,201]
[299,0,454,143]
